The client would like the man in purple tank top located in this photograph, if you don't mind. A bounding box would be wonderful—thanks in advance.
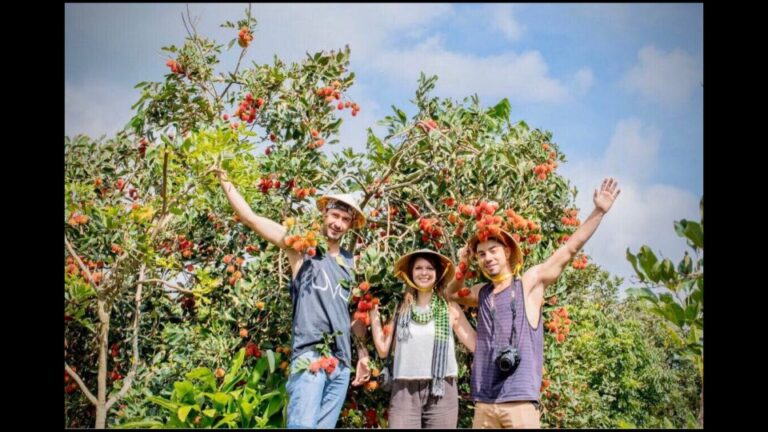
[447,178,621,428]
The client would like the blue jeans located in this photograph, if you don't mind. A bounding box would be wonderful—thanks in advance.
[286,350,351,428]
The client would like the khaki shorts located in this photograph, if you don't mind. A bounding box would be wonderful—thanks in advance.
[472,401,540,429]
[388,377,459,429]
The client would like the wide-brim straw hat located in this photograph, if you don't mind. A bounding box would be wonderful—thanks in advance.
[467,228,523,269]
[316,193,366,229]
[393,249,455,288]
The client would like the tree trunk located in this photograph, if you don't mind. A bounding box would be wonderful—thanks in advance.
[94,298,111,429]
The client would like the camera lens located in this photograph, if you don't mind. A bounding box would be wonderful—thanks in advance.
[499,356,512,371]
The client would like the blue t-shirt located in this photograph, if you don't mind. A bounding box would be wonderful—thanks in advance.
[289,248,355,368]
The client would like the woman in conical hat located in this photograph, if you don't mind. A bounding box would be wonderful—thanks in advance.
[369,249,477,429]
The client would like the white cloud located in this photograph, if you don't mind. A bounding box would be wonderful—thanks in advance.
[245,4,566,104]
[491,4,524,41]
[244,4,454,64]
[559,118,699,291]
[604,118,661,183]
[571,67,594,97]
[65,4,453,139]
[566,4,634,30]
[64,4,704,295]
[66,3,574,147]
[373,35,568,103]
[622,45,702,108]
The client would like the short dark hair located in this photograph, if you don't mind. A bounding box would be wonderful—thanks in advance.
[325,200,353,216]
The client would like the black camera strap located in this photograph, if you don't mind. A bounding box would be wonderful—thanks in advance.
[488,279,518,349]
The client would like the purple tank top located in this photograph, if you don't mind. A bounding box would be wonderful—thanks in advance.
[470,278,544,403]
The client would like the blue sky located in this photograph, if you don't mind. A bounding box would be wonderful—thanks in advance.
[65,3,703,288]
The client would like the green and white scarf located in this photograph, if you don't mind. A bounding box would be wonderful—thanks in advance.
[397,294,451,397]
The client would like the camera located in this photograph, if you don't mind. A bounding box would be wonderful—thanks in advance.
[494,345,520,373]
[378,365,393,392]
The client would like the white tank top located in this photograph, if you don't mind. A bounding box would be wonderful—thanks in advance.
[393,304,458,379]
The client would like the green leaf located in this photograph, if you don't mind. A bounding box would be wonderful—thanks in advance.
[661,321,685,348]
[160,134,174,147]
[691,280,703,303]
[683,221,704,249]
[177,405,195,422]
[637,246,659,282]
[368,129,386,156]
[393,106,407,123]
[266,349,276,373]
[130,95,147,110]
[685,301,701,323]
[259,390,281,401]
[240,398,255,421]
[654,302,682,328]
[657,258,676,282]
[670,302,686,327]
[626,249,645,281]
[678,252,693,275]
[223,349,246,388]
[249,358,267,386]
[488,98,511,121]
[265,393,285,419]
[674,220,687,238]
[290,356,310,374]
[186,367,213,380]
[212,392,230,409]
[658,292,675,305]
[213,413,239,428]
[221,370,246,393]
[687,325,703,346]
[187,368,216,391]
[149,396,180,412]
[173,380,194,400]
[625,287,657,302]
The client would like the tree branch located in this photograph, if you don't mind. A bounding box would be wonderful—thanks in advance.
[231,3,255,95]
[65,363,98,405]
[163,180,197,215]
[327,174,355,194]
[136,278,194,295]
[64,235,100,292]
[106,265,146,410]
[381,170,430,194]
[161,146,169,215]
[220,1,251,104]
